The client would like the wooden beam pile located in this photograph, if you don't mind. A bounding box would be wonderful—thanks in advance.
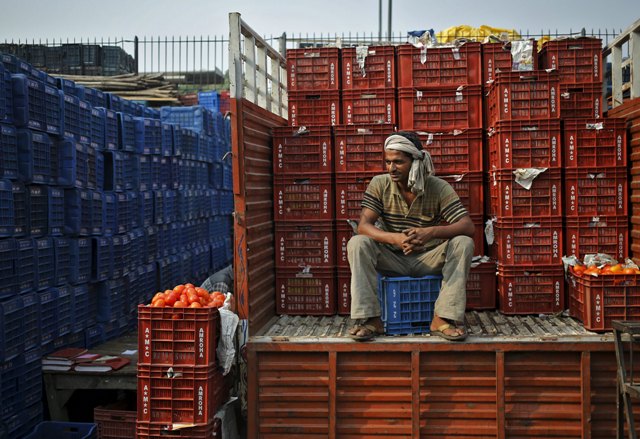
[56,73,180,104]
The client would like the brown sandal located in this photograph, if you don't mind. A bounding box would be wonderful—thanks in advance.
[349,323,384,342]
[430,322,467,342]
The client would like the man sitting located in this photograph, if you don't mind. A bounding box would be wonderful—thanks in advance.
[347,131,475,342]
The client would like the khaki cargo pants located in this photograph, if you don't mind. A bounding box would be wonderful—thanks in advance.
[347,234,474,323]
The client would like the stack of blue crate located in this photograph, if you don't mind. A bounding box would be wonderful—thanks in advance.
[0,54,234,433]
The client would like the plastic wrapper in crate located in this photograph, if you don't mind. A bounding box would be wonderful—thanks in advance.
[276,266,336,315]
[564,166,627,217]
[563,118,626,168]
[489,168,562,218]
[488,119,562,169]
[137,357,224,416]
[274,175,334,221]
[0,123,19,180]
[481,40,538,84]
[417,128,483,174]
[398,85,482,131]
[333,124,392,174]
[287,47,340,91]
[135,420,221,439]
[492,218,563,265]
[539,37,602,83]
[568,267,640,331]
[378,274,442,335]
[566,215,628,261]
[272,126,333,175]
[17,129,51,184]
[397,42,482,88]
[559,82,603,119]
[275,221,335,268]
[342,88,396,125]
[334,173,377,220]
[94,403,136,439]
[11,74,64,136]
[466,261,497,310]
[342,45,395,90]
[288,90,340,127]
[486,70,560,126]
[497,264,564,314]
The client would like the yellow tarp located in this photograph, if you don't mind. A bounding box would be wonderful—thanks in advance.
[436,25,521,43]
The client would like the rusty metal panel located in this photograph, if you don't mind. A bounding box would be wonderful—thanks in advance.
[256,351,329,438]
[232,98,286,333]
[504,351,582,438]
[336,352,413,438]
[420,352,497,438]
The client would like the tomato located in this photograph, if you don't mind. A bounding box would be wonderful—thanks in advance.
[174,301,187,308]
[572,265,586,276]
[623,267,637,275]
[165,293,177,307]
[152,298,166,307]
[180,294,188,304]
[610,264,623,274]
[173,285,185,293]
[189,302,202,308]
[152,292,164,302]
[185,283,194,289]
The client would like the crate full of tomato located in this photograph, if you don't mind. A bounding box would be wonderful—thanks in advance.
[138,283,226,367]
[568,260,640,331]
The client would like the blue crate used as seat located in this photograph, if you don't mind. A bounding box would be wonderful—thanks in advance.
[56,285,72,336]
[17,129,51,184]
[69,238,91,285]
[117,112,137,152]
[63,188,92,236]
[0,295,23,361]
[62,93,91,143]
[25,421,97,439]
[0,179,14,237]
[12,74,64,136]
[135,117,162,155]
[20,291,40,351]
[0,124,18,180]
[71,284,89,333]
[92,236,112,282]
[0,238,16,299]
[53,237,71,286]
[378,274,443,335]
[90,107,105,150]
[84,87,107,109]
[16,238,36,293]
[95,278,127,324]
[11,181,28,237]
[35,237,55,291]
[39,287,59,345]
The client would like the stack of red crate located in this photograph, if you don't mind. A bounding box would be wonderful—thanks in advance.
[136,306,227,438]
[486,69,565,314]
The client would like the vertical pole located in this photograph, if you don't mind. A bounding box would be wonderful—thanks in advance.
[134,36,139,75]
[378,0,382,41]
[387,0,392,40]
[229,12,243,100]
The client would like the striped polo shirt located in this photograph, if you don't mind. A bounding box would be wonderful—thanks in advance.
[361,174,469,251]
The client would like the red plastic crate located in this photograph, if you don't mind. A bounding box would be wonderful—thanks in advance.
[493,218,563,265]
[489,168,563,218]
[336,221,356,268]
[333,124,392,173]
[275,221,335,268]
[469,213,485,256]
[286,47,340,91]
[288,91,340,127]
[466,261,497,310]
[565,215,629,261]
[564,167,628,217]
[342,46,395,90]
[334,172,378,220]
[274,175,334,221]
[559,83,603,119]
[398,85,483,130]
[397,42,482,88]
[563,118,627,168]
[94,403,136,439]
[342,89,396,125]
[219,91,230,114]
[486,70,560,126]
[488,119,562,169]
[568,268,640,331]
[539,38,602,84]
[276,266,336,315]
[417,128,483,174]
[497,264,564,314]
[136,420,221,439]
[337,267,351,315]
[272,126,333,175]
[438,172,484,216]
[137,306,219,367]
[137,364,228,425]
[481,40,538,84]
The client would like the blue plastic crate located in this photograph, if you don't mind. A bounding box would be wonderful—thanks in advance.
[92,236,112,282]
[128,227,145,269]
[0,295,23,361]
[192,244,210,280]
[84,87,107,109]
[95,278,127,323]
[221,189,233,215]
[156,254,181,291]
[161,105,212,135]
[16,238,36,293]
[94,147,104,191]
[90,107,105,150]
[145,225,158,263]
[0,238,16,299]
[57,78,79,97]
[1,69,13,125]
[181,128,200,160]
[104,109,118,150]
[17,402,43,438]
[20,291,40,351]
[11,181,28,237]
[210,238,226,271]
[1,53,33,77]
[71,284,89,333]
[17,129,51,184]
[62,93,91,143]
[157,223,170,257]
[35,237,55,291]
[39,287,59,345]
[27,185,46,237]
[0,124,18,180]
[1,351,24,418]
[56,137,80,188]
[171,126,183,156]
[22,348,43,411]
[0,179,14,237]
[161,123,173,156]
[25,421,97,439]
[108,93,124,113]
[90,190,103,235]
[56,285,72,336]
[102,191,117,235]
[111,233,130,278]
[49,186,65,236]
[139,262,157,305]
[84,324,105,348]
[69,238,91,285]
[222,161,233,190]
[164,189,178,223]
[117,112,137,152]
[378,274,443,335]
[198,90,220,113]
[53,237,71,286]
[169,156,180,189]
[63,188,92,236]
[138,155,154,191]
[136,117,162,155]
[12,74,64,136]
[140,190,154,227]
[86,144,97,190]
[116,192,132,234]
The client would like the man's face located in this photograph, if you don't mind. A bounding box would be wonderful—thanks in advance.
[384,149,413,184]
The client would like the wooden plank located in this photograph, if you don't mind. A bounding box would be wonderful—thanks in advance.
[497,351,506,439]
[329,351,337,439]
[412,351,420,439]
[581,351,592,439]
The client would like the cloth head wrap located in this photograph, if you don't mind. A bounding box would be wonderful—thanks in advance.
[384,134,435,194]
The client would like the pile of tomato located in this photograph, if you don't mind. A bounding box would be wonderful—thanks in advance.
[571,264,640,277]
[150,283,226,308]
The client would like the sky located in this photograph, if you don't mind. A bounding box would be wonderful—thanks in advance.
[0,0,637,43]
